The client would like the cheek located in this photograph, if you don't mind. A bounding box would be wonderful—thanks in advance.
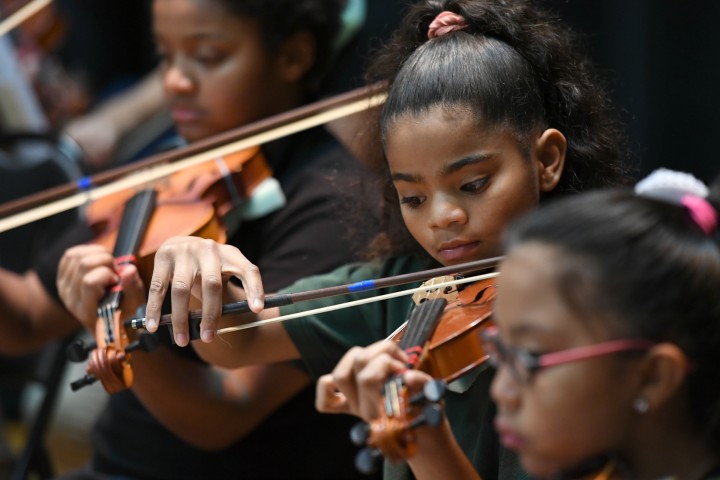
[474,176,538,237]
[202,62,274,130]
[519,367,633,474]
[399,209,430,248]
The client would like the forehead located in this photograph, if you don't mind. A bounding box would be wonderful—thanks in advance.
[496,243,592,339]
[383,106,526,172]
[153,0,254,39]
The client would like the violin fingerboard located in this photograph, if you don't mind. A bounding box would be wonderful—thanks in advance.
[399,298,447,352]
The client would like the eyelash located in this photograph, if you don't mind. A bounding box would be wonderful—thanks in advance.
[194,53,223,66]
[399,196,424,209]
[398,177,490,209]
[460,177,489,194]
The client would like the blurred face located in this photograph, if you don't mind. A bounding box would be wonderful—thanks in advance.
[384,107,542,266]
[490,243,640,477]
[153,0,290,141]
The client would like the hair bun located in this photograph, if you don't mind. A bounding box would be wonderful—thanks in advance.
[634,168,709,203]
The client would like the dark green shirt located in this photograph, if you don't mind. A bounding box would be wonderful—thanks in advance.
[281,255,527,480]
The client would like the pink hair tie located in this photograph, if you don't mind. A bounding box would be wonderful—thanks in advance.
[428,11,468,39]
[681,195,718,235]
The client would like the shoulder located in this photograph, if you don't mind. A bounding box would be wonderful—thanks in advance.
[278,127,368,196]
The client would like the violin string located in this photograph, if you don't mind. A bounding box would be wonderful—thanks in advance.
[387,293,446,418]
[216,272,499,336]
[214,156,244,208]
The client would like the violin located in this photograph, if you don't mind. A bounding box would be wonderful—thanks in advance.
[350,275,497,473]
[0,83,387,234]
[67,146,279,394]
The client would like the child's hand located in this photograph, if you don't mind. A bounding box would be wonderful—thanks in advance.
[57,244,145,332]
[316,340,436,422]
[144,236,265,346]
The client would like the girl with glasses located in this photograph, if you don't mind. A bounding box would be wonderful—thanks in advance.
[485,168,720,479]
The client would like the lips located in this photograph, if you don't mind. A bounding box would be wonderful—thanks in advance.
[495,417,527,450]
[437,239,481,262]
[170,106,203,123]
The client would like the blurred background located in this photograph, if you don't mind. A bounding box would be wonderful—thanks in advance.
[0,0,718,478]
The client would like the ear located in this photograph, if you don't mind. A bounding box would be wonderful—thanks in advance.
[635,343,691,413]
[533,128,567,193]
[274,30,317,85]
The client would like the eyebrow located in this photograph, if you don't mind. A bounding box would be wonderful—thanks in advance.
[390,153,495,183]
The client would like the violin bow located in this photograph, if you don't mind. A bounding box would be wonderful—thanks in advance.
[0,83,387,233]
[0,0,51,38]
[125,256,503,340]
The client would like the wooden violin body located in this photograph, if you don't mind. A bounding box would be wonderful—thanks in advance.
[391,276,496,382]
[355,275,497,472]
[69,147,273,393]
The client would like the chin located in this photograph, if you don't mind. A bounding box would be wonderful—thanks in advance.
[177,124,212,143]
[519,454,565,480]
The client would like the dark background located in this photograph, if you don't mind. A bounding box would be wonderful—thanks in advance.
[547,0,720,184]
[343,1,720,184]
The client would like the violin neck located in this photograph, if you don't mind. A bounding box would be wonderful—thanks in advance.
[399,298,447,368]
[112,189,157,258]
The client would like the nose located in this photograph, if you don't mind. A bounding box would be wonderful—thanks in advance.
[490,364,521,412]
[163,61,195,95]
[428,194,468,229]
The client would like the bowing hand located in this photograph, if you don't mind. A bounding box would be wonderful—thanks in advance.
[144,236,266,347]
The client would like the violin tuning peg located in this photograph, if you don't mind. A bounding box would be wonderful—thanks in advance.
[421,403,444,428]
[349,421,370,446]
[70,374,98,391]
[66,338,97,362]
[125,333,160,354]
[355,447,383,475]
[408,379,446,405]
[409,403,444,430]
[422,379,446,403]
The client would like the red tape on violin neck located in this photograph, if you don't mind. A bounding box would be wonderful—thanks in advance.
[114,254,136,266]
[404,346,423,369]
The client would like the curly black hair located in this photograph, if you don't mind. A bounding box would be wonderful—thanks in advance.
[357,0,635,258]
[214,0,345,91]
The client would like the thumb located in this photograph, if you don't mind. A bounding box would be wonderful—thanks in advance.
[316,374,351,415]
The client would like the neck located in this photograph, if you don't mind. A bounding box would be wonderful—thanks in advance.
[615,403,717,479]
[266,84,308,119]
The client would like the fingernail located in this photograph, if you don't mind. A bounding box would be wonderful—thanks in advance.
[253,298,263,310]
[146,318,157,331]
[176,333,188,346]
[201,330,215,342]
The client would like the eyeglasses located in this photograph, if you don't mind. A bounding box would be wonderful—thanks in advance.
[481,326,656,384]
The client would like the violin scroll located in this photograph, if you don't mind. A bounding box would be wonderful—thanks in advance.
[67,329,160,392]
[350,379,447,474]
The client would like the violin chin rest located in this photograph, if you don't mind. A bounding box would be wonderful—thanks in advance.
[224,177,286,236]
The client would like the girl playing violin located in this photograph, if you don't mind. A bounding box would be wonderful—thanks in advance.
[3,0,382,479]
[125,0,634,478]
[483,169,720,479]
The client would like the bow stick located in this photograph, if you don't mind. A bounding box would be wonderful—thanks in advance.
[0,0,51,38]
[0,84,387,233]
[125,256,503,339]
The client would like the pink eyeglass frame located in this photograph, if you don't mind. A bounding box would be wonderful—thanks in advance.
[482,326,657,373]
